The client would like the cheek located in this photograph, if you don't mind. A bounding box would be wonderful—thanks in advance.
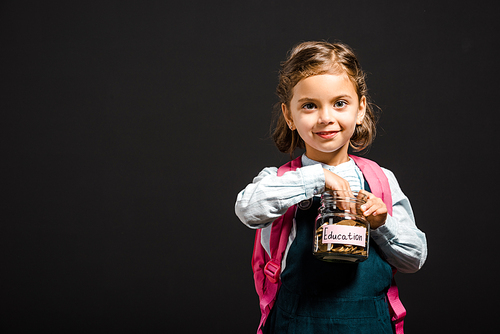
[338,113,359,128]
[294,114,315,129]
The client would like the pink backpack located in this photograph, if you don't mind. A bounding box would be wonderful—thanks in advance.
[251,155,406,334]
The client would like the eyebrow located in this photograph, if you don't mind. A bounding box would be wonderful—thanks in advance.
[297,94,352,102]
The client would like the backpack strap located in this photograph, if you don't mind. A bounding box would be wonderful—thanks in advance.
[388,268,407,334]
[252,156,302,333]
[349,155,392,216]
[267,156,302,281]
[276,156,302,177]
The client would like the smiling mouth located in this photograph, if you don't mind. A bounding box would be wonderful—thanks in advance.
[315,131,339,139]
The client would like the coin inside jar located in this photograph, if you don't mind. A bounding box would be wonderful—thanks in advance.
[313,191,370,263]
[314,221,368,256]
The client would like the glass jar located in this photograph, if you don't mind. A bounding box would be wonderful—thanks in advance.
[313,190,370,263]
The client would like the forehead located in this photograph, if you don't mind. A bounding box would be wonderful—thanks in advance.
[292,73,358,99]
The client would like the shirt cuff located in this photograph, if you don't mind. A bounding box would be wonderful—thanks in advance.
[299,164,325,198]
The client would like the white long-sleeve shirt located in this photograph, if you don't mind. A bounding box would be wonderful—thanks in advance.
[235,155,427,274]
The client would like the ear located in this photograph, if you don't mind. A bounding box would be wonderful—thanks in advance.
[356,96,367,125]
[281,103,295,130]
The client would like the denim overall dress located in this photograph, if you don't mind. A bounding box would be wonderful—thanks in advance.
[263,186,394,334]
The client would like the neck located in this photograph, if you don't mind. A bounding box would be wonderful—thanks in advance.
[305,147,350,166]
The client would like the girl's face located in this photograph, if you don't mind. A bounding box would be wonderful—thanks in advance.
[282,73,366,166]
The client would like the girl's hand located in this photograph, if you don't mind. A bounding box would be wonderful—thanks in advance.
[323,169,353,197]
[358,190,387,229]
[323,169,355,212]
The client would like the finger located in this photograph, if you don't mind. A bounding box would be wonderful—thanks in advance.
[334,190,350,211]
[360,200,371,216]
[373,204,388,217]
[356,190,369,215]
[345,188,355,212]
[330,183,353,212]
[360,197,377,216]
[349,191,358,214]
[363,200,386,217]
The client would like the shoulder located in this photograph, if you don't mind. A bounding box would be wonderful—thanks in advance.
[381,167,396,180]
[256,157,303,178]
[380,167,405,196]
[351,156,402,194]
[253,166,279,179]
[350,156,396,179]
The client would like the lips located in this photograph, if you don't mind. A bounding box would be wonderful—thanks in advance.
[315,131,339,139]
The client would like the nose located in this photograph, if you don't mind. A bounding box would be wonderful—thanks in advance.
[318,107,335,125]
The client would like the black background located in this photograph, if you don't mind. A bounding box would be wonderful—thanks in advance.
[2,1,499,333]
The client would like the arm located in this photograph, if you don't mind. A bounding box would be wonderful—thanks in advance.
[370,168,428,273]
[235,164,325,229]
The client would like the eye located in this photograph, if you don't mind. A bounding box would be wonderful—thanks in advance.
[302,102,317,110]
[334,100,347,108]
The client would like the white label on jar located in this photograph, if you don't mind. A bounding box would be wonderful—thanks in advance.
[322,225,366,247]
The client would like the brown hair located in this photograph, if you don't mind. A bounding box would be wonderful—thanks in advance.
[272,41,378,157]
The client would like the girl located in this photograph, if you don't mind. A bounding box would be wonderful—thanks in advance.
[235,41,427,334]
